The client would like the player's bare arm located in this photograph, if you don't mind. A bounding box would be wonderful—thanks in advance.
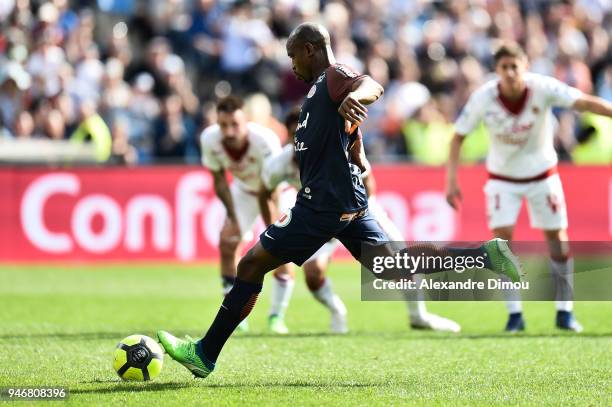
[446,134,465,209]
[572,94,612,117]
[211,169,237,223]
[338,77,384,130]
[257,184,279,226]
[348,76,384,105]
[362,166,376,197]
[349,130,371,177]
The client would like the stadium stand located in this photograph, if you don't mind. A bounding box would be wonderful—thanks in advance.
[0,0,610,164]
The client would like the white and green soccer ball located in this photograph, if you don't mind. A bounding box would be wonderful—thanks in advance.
[113,334,163,381]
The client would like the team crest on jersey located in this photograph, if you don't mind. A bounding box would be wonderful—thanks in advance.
[335,65,357,78]
[307,85,316,98]
[274,210,292,227]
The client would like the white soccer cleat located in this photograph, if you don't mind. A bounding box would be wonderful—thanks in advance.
[330,311,348,334]
[410,312,461,333]
[268,315,289,334]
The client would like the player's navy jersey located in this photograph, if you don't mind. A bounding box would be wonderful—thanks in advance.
[294,63,369,213]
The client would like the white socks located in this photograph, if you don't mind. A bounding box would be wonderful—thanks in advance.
[503,258,574,313]
[502,271,523,313]
[312,278,346,315]
[551,258,574,312]
[505,299,523,314]
[269,275,295,318]
[401,274,428,320]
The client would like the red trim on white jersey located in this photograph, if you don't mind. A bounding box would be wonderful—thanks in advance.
[497,85,531,116]
[222,139,250,162]
[488,166,558,183]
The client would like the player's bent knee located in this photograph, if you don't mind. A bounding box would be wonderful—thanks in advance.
[236,248,256,271]
[303,261,325,291]
[219,236,240,257]
[305,274,325,291]
[273,264,294,280]
[236,254,262,281]
[237,243,284,281]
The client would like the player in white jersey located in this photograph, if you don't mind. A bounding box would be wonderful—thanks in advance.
[446,42,612,332]
[200,96,295,333]
[259,109,461,333]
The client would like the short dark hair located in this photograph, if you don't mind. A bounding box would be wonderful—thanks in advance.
[287,23,330,50]
[284,106,301,129]
[216,96,244,113]
[493,41,526,64]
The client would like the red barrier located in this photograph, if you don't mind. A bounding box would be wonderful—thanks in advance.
[0,165,609,262]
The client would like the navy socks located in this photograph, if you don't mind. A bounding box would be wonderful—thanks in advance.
[200,279,262,363]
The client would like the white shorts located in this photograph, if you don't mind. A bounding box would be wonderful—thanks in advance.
[303,196,406,264]
[229,183,297,242]
[229,183,260,241]
[484,174,568,230]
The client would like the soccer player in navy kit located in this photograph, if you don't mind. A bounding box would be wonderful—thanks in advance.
[157,23,523,379]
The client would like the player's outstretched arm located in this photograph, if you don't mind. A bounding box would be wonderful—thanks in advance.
[446,133,466,210]
[572,94,612,117]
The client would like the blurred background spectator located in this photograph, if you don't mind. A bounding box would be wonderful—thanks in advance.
[0,0,610,165]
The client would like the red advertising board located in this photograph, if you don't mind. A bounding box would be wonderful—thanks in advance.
[0,165,609,262]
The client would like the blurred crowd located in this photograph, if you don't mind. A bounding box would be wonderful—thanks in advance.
[0,0,611,165]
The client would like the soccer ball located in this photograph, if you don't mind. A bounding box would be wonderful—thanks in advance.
[113,334,163,381]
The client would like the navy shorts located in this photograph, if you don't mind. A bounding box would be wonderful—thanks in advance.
[260,203,388,266]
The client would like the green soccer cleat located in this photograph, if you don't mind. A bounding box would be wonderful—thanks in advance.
[156,330,214,378]
[268,315,289,334]
[483,238,524,283]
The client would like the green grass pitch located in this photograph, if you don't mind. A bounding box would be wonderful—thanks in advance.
[0,262,610,406]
